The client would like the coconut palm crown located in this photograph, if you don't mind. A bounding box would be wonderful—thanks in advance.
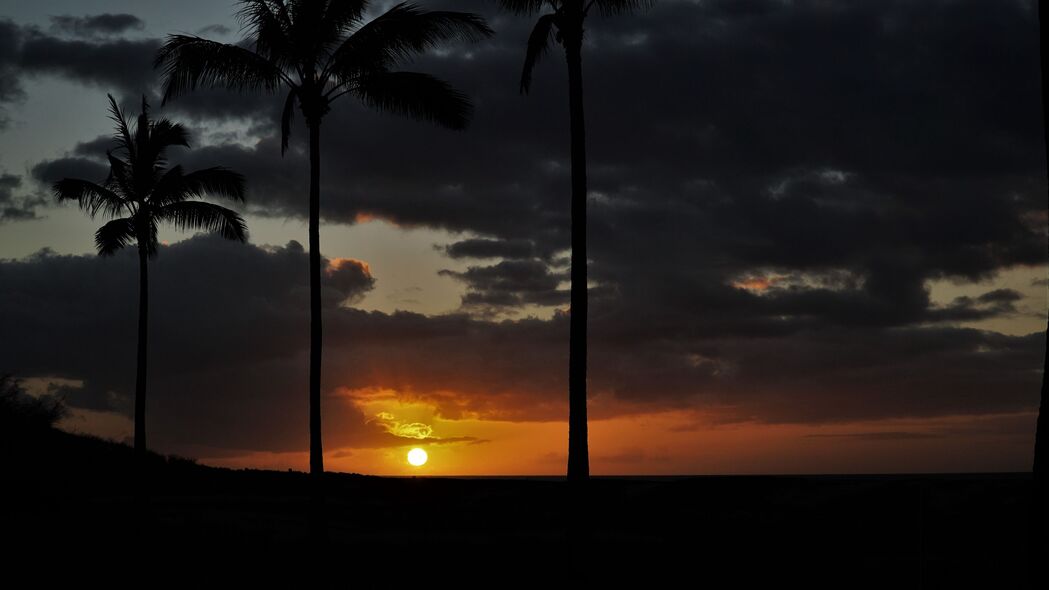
[53,94,247,456]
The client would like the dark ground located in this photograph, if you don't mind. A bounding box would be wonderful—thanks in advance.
[1,428,1043,587]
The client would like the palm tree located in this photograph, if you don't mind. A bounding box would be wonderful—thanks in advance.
[1034,0,1048,577]
[53,94,248,459]
[155,0,492,478]
[498,0,651,482]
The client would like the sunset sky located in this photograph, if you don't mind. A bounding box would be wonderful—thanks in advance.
[0,0,1046,475]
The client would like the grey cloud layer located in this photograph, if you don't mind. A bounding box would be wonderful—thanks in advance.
[48,14,145,38]
[0,236,1039,458]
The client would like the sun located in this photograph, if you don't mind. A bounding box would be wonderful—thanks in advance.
[407,447,428,467]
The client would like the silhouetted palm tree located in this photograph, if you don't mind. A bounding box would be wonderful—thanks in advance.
[1035,0,1048,577]
[499,0,651,482]
[53,95,247,459]
[155,0,492,479]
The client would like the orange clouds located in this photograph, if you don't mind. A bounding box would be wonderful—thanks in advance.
[326,257,372,277]
[731,274,784,293]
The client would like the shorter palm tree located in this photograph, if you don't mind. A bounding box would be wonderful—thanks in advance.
[53,94,248,458]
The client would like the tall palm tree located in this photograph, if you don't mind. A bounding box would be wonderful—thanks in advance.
[53,94,248,458]
[155,0,492,477]
[1034,0,1048,577]
[498,0,651,482]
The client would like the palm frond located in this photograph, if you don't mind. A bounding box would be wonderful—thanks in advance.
[521,14,557,94]
[352,71,473,130]
[151,166,247,206]
[52,178,127,219]
[593,0,653,16]
[135,96,151,162]
[288,0,332,61]
[155,35,288,104]
[134,117,192,177]
[322,0,368,41]
[325,3,493,82]
[237,0,297,70]
[105,152,134,198]
[149,119,192,152]
[94,217,137,256]
[106,94,135,160]
[497,0,550,16]
[156,201,248,242]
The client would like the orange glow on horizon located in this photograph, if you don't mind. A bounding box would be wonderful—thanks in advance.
[189,389,1037,477]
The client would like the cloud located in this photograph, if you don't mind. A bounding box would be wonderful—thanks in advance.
[30,157,110,186]
[0,232,1042,458]
[441,238,541,261]
[196,24,233,37]
[52,0,1035,330]
[326,258,376,306]
[0,20,25,126]
[0,17,271,127]
[48,14,145,38]
[439,259,569,312]
[18,33,159,94]
[804,432,944,441]
[0,174,46,222]
[366,411,487,446]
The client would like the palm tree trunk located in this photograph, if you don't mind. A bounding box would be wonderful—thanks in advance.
[134,243,148,457]
[308,118,324,477]
[566,32,590,483]
[1034,0,1048,578]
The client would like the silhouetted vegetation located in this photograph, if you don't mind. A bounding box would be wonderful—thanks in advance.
[52,96,248,458]
[2,427,1037,587]
[498,0,652,483]
[0,374,67,432]
[155,0,493,479]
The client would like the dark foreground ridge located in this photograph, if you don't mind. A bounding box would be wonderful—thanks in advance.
[1,427,1037,587]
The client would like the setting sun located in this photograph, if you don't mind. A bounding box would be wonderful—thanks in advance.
[407,448,428,467]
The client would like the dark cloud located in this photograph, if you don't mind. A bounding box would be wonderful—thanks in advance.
[439,259,569,312]
[18,32,159,94]
[196,24,233,37]
[326,257,377,306]
[0,17,267,126]
[49,14,145,38]
[0,20,25,126]
[0,236,376,452]
[442,238,541,261]
[107,0,1043,331]
[0,17,160,112]
[0,234,1042,459]
[30,157,109,186]
[71,136,117,159]
[0,174,45,222]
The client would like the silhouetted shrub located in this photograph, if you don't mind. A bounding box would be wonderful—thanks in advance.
[0,374,68,431]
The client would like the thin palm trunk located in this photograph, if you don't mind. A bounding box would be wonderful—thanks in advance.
[1035,0,1048,577]
[566,32,590,483]
[308,118,324,477]
[134,243,149,457]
